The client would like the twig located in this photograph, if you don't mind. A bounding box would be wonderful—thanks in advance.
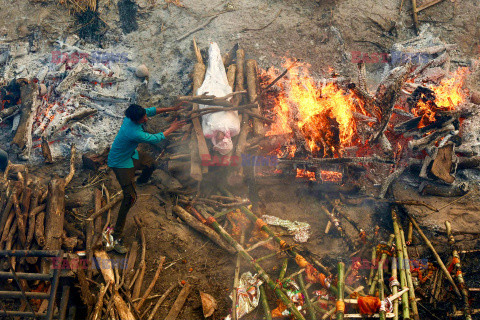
[176,12,223,41]
[241,9,282,32]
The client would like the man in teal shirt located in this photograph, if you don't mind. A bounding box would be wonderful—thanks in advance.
[108,104,184,253]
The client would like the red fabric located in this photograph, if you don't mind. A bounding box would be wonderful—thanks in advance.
[357,296,381,315]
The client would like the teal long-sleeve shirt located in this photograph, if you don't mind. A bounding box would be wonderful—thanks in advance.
[107,107,165,168]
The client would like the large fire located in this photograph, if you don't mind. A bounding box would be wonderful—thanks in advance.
[411,67,469,127]
[264,60,360,158]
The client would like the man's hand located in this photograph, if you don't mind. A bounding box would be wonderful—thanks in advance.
[163,120,186,137]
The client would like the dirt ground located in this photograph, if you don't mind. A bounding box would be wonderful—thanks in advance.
[1,0,480,319]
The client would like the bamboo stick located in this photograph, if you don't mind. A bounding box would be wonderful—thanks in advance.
[392,253,399,320]
[407,213,461,297]
[445,221,472,320]
[368,246,377,286]
[232,231,244,320]
[319,204,355,250]
[298,273,317,320]
[259,285,272,320]
[203,212,306,320]
[370,235,395,296]
[391,208,410,319]
[378,252,386,320]
[336,262,345,320]
[400,227,419,319]
[279,258,288,281]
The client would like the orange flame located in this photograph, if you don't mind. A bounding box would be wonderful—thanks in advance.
[412,67,469,127]
[265,59,359,157]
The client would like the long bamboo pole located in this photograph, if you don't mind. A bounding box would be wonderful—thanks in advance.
[298,274,317,320]
[259,285,272,320]
[400,227,419,320]
[336,262,345,320]
[370,235,395,296]
[202,213,306,320]
[392,208,410,319]
[407,212,461,297]
[368,246,377,286]
[392,253,399,320]
[446,221,472,320]
[378,255,386,320]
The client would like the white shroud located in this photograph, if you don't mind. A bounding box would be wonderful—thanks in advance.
[197,42,240,155]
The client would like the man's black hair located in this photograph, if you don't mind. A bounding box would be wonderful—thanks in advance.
[125,104,146,122]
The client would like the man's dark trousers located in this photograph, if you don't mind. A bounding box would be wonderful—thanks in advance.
[111,151,155,238]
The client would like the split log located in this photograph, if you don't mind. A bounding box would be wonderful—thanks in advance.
[173,205,235,254]
[190,39,209,180]
[223,43,238,66]
[26,190,41,248]
[246,59,263,135]
[94,250,115,284]
[278,156,394,166]
[41,137,53,164]
[113,292,136,320]
[12,81,40,160]
[55,63,89,94]
[227,64,236,88]
[13,193,27,246]
[124,240,138,288]
[431,143,455,183]
[45,145,75,251]
[164,283,192,320]
[45,108,97,138]
[408,124,455,152]
[34,211,45,247]
[86,193,122,221]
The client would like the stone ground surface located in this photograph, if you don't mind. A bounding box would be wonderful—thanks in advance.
[1,0,480,318]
